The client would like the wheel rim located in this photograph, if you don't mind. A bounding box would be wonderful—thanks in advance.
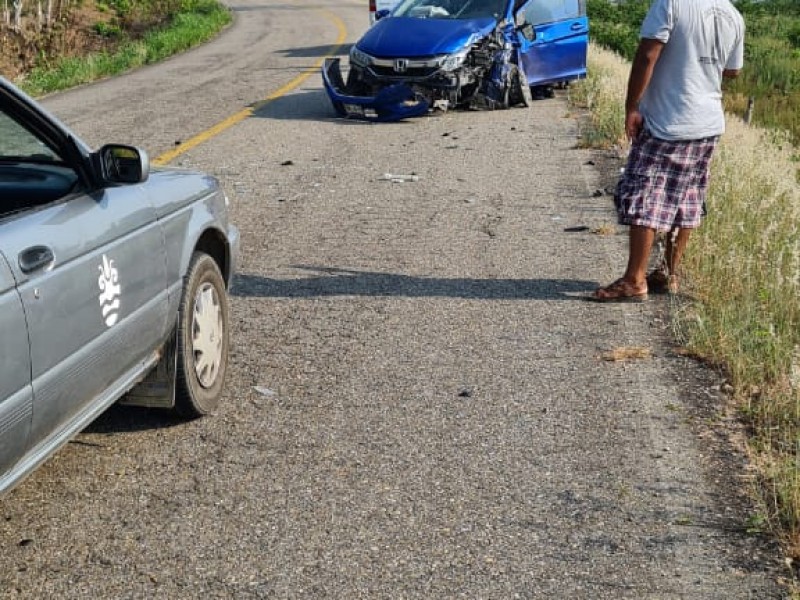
[191,282,223,388]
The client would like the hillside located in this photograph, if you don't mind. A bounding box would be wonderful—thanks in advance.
[1,0,151,80]
[0,0,229,92]
[0,0,231,89]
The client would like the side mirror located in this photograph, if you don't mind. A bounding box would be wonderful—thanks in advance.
[518,22,536,41]
[375,9,391,20]
[96,144,149,185]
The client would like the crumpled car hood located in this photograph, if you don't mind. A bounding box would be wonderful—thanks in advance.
[357,16,498,57]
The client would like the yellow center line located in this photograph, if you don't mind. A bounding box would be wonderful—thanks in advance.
[153,8,348,166]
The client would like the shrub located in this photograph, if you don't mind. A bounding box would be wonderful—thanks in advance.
[93,21,121,37]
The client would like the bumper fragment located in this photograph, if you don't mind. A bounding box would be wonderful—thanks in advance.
[322,58,430,122]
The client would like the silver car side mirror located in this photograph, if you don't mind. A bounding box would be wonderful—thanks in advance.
[97,144,150,185]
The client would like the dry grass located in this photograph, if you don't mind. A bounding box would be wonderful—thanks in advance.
[569,43,628,151]
[576,43,800,560]
[592,223,617,236]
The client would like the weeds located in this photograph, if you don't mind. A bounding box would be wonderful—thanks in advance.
[15,0,230,96]
[575,43,800,557]
[570,45,626,151]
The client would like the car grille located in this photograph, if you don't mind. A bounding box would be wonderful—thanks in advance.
[370,65,440,78]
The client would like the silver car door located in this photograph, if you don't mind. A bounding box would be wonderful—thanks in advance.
[1,186,169,449]
[0,250,33,481]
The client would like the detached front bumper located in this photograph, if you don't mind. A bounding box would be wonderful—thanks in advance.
[321,58,429,122]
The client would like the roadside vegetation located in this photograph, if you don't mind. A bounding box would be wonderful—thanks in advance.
[587,0,800,145]
[575,0,800,570]
[0,0,230,96]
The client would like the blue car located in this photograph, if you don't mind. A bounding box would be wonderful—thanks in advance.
[323,0,588,121]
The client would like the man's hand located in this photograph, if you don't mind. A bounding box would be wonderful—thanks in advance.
[624,39,664,141]
[625,109,644,141]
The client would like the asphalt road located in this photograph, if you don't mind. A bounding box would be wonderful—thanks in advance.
[0,0,789,597]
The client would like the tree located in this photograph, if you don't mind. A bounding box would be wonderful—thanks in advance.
[12,0,22,30]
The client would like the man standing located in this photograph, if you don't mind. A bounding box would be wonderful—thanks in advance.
[592,0,744,302]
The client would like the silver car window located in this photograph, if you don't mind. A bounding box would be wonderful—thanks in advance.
[0,108,78,217]
[0,111,61,162]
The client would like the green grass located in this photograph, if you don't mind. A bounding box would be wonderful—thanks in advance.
[587,0,800,146]
[17,0,231,97]
[574,43,800,560]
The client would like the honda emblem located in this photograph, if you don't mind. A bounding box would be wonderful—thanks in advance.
[394,59,409,73]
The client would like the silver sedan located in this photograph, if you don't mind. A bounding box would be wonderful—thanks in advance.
[0,76,239,495]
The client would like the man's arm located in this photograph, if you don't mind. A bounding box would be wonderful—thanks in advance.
[625,38,665,140]
[722,69,740,78]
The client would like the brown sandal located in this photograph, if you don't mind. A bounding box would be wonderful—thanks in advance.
[590,278,648,303]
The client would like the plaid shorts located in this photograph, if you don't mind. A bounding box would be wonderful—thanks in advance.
[615,129,719,231]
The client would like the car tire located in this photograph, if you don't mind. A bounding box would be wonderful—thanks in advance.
[507,65,527,108]
[175,252,229,418]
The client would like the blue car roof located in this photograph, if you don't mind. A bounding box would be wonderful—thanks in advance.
[356,15,502,58]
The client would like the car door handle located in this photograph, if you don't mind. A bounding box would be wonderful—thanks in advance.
[570,22,584,31]
[19,245,55,273]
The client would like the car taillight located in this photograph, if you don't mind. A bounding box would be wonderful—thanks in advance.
[369,0,375,11]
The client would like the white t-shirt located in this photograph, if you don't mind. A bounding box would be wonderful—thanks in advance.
[639,0,745,141]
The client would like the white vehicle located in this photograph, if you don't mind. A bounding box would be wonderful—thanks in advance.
[369,0,400,24]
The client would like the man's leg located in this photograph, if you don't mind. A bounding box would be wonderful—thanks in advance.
[623,225,655,289]
[664,227,691,275]
[649,226,690,293]
[592,225,654,300]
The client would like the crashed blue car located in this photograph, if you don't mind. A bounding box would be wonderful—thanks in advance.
[323,0,588,121]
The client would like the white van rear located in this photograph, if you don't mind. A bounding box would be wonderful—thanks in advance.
[369,0,400,24]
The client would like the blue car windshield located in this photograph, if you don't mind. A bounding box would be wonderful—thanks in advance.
[393,0,508,20]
